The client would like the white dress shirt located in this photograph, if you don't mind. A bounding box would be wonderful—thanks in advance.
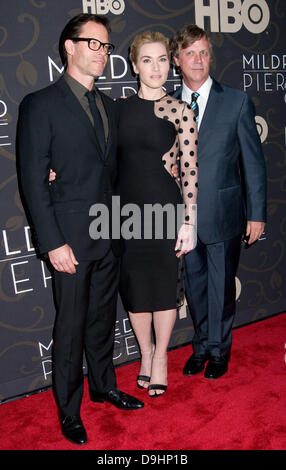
[181,76,213,131]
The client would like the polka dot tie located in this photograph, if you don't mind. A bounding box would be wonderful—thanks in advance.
[190,92,199,125]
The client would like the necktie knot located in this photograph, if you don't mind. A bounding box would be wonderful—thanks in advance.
[86,89,95,101]
[191,92,199,102]
[191,92,199,123]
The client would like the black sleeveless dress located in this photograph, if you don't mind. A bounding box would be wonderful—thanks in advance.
[116,94,198,313]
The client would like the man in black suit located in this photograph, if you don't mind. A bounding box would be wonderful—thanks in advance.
[170,25,267,380]
[17,14,143,446]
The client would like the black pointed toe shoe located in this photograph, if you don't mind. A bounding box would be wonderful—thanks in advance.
[204,357,228,379]
[61,415,87,445]
[183,353,209,376]
[90,388,144,410]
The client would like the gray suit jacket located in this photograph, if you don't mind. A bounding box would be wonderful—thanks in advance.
[172,79,267,244]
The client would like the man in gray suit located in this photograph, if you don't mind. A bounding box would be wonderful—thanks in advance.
[171,25,267,379]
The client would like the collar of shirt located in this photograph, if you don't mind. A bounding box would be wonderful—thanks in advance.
[64,72,108,140]
[182,75,213,130]
[64,72,99,101]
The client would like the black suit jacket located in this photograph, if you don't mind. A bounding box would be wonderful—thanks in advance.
[172,79,267,244]
[17,76,121,260]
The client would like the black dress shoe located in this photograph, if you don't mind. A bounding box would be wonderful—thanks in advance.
[183,353,209,376]
[61,415,87,445]
[204,357,228,379]
[90,388,144,410]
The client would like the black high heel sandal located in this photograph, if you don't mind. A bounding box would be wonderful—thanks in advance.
[148,384,167,397]
[137,345,155,389]
[137,375,151,389]
[148,355,168,397]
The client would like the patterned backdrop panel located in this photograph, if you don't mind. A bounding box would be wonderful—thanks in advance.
[0,0,285,401]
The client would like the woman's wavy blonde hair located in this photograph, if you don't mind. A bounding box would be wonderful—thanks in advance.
[129,31,171,64]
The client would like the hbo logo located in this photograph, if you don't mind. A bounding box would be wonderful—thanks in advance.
[195,0,270,34]
[82,0,125,15]
[255,116,268,144]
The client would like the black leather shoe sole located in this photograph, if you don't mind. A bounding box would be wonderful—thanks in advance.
[62,430,87,446]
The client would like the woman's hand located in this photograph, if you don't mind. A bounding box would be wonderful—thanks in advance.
[49,169,56,183]
[175,223,195,257]
[171,163,179,181]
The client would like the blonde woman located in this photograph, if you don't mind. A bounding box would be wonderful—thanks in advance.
[116,32,198,397]
[50,32,198,398]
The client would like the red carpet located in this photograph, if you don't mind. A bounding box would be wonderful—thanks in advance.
[0,313,285,450]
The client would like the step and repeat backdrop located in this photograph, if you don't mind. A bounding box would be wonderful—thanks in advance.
[0,0,285,402]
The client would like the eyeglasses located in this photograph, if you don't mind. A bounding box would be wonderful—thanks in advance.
[71,38,115,55]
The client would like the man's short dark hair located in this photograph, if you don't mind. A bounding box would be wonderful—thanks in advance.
[59,13,111,69]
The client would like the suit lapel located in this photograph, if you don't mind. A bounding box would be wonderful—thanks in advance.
[171,87,182,101]
[171,80,223,140]
[55,77,106,161]
[198,79,223,138]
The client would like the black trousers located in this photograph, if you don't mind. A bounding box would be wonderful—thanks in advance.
[184,234,242,359]
[51,248,119,417]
